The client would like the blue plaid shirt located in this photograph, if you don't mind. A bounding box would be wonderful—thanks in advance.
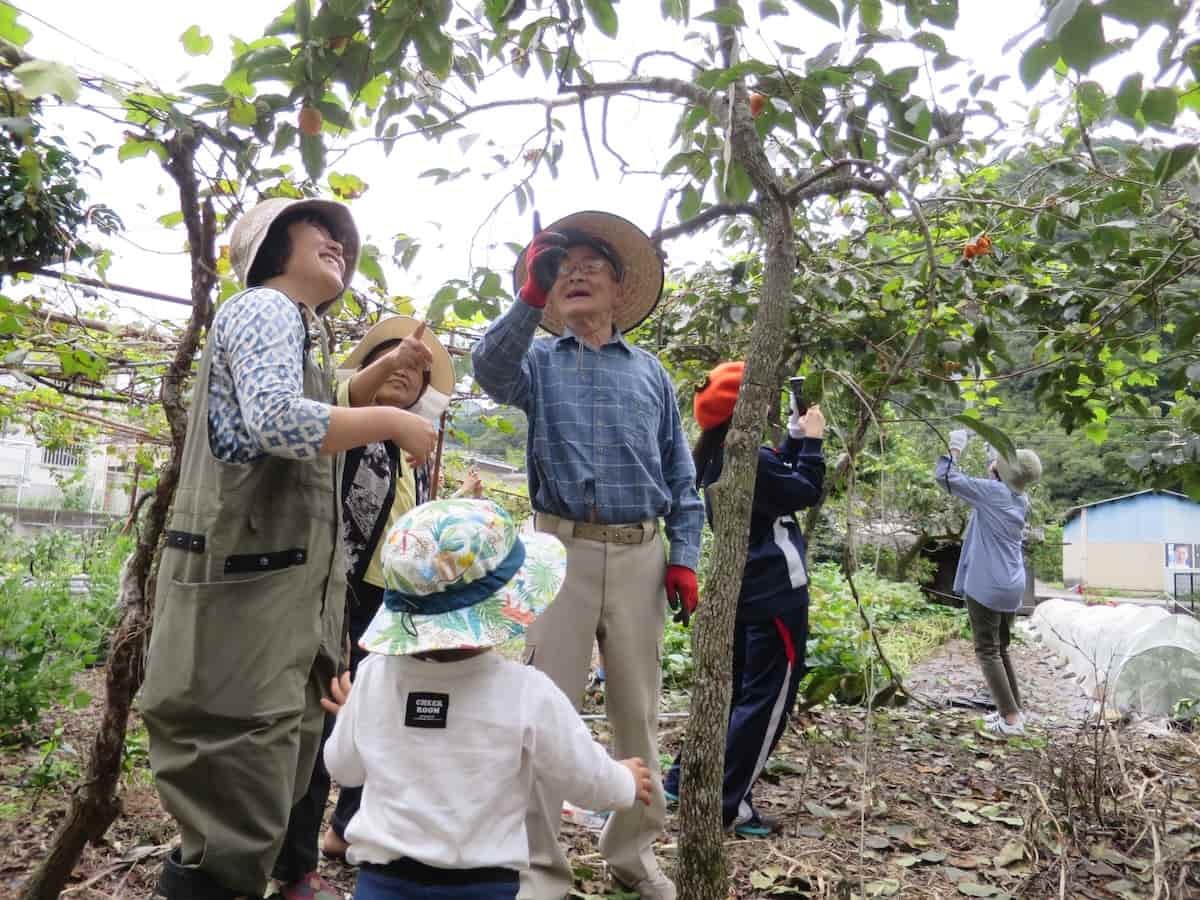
[472,302,703,570]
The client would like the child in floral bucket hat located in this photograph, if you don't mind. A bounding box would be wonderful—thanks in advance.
[323,498,652,900]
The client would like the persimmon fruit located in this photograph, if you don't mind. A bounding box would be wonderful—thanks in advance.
[299,105,323,136]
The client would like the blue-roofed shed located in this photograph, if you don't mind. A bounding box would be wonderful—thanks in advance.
[1063,490,1200,593]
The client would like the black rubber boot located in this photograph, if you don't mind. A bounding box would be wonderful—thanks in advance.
[157,849,247,900]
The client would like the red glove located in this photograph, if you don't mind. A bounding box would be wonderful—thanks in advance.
[665,565,698,626]
[518,230,568,308]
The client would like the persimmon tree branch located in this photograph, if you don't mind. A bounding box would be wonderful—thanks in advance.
[652,202,759,243]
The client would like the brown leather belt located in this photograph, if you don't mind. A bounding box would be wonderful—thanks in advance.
[534,512,657,545]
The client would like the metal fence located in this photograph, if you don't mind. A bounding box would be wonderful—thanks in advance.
[1173,572,1199,614]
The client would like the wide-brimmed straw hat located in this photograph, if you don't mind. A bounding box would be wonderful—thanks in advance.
[513,210,664,335]
[337,316,455,397]
[230,197,360,303]
[995,449,1042,493]
[360,499,567,656]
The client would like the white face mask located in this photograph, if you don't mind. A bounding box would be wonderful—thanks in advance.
[408,385,450,424]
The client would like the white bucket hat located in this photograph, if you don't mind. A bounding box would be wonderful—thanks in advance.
[360,499,567,656]
[229,197,360,303]
[513,210,664,336]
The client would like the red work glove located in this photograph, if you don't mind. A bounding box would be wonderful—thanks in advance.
[665,565,698,627]
[518,230,568,308]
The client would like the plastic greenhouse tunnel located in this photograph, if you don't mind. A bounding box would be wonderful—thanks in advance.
[1028,598,1200,719]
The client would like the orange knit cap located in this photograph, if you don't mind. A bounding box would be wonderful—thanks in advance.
[693,361,744,431]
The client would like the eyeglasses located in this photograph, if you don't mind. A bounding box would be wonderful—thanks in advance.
[556,258,615,281]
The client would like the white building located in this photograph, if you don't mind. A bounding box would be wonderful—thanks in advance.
[0,423,137,517]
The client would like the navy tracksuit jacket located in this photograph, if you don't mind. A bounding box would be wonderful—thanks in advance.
[666,434,825,827]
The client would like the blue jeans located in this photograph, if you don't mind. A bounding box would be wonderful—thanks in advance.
[355,866,518,900]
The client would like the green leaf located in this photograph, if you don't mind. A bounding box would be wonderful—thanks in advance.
[1114,73,1142,118]
[860,0,883,29]
[228,98,257,126]
[583,0,619,37]
[1045,0,1085,40]
[180,25,214,56]
[328,171,367,199]
[1084,420,1108,445]
[1076,81,1105,125]
[1153,143,1197,185]
[12,60,81,102]
[1019,40,1060,89]
[794,0,840,27]
[0,2,32,46]
[661,0,690,22]
[1141,87,1177,126]
[678,184,701,220]
[696,6,746,26]
[1101,0,1176,27]
[760,0,788,16]
[294,0,312,39]
[952,415,1017,462]
[357,245,387,290]
[1058,3,1106,73]
[413,22,452,78]
[300,132,325,181]
[117,138,168,163]
[222,68,255,99]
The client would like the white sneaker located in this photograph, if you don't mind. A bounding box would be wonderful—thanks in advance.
[984,715,1025,737]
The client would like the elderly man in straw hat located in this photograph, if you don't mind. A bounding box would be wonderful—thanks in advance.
[139,198,438,900]
[472,212,704,900]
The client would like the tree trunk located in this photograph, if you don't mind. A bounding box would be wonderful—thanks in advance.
[676,46,796,897]
[21,132,216,900]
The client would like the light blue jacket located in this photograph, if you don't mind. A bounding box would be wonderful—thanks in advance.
[935,455,1029,613]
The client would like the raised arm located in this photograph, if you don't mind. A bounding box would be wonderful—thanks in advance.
[470,301,540,411]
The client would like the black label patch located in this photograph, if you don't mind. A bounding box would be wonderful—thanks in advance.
[405,692,450,728]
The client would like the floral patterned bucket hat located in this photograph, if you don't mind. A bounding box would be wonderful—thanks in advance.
[360,498,566,656]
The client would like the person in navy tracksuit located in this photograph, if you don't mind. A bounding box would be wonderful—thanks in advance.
[663,361,826,836]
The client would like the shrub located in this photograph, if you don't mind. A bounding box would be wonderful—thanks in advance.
[0,528,130,737]
[659,559,961,708]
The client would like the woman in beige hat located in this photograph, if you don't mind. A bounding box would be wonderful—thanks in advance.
[139,198,440,900]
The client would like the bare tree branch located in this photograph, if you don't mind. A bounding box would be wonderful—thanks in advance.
[559,77,718,114]
[652,201,759,244]
[892,130,964,179]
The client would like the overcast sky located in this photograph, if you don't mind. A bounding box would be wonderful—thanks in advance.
[22,0,1168,330]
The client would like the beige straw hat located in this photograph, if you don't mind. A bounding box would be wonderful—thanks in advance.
[229,197,360,303]
[513,210,664,335]
[338,316,455,396]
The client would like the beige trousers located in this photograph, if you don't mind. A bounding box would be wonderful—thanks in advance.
[520,515,670,900]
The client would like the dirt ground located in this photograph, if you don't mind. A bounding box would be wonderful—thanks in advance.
[1,633,1196,899]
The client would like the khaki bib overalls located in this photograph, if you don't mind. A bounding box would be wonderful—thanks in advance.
[140,300,345,898]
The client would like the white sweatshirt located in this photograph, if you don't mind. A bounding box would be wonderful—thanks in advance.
[324,650,636,871]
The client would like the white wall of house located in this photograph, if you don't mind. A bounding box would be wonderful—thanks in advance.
[0,425,133,514]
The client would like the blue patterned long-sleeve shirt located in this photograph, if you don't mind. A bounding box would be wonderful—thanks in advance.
[207,288,332,463]
[472,301,704,570]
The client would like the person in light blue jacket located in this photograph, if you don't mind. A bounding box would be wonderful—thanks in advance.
[935,429,1041,736]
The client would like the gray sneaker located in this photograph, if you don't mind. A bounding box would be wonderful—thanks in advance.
[612,871,678,900]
